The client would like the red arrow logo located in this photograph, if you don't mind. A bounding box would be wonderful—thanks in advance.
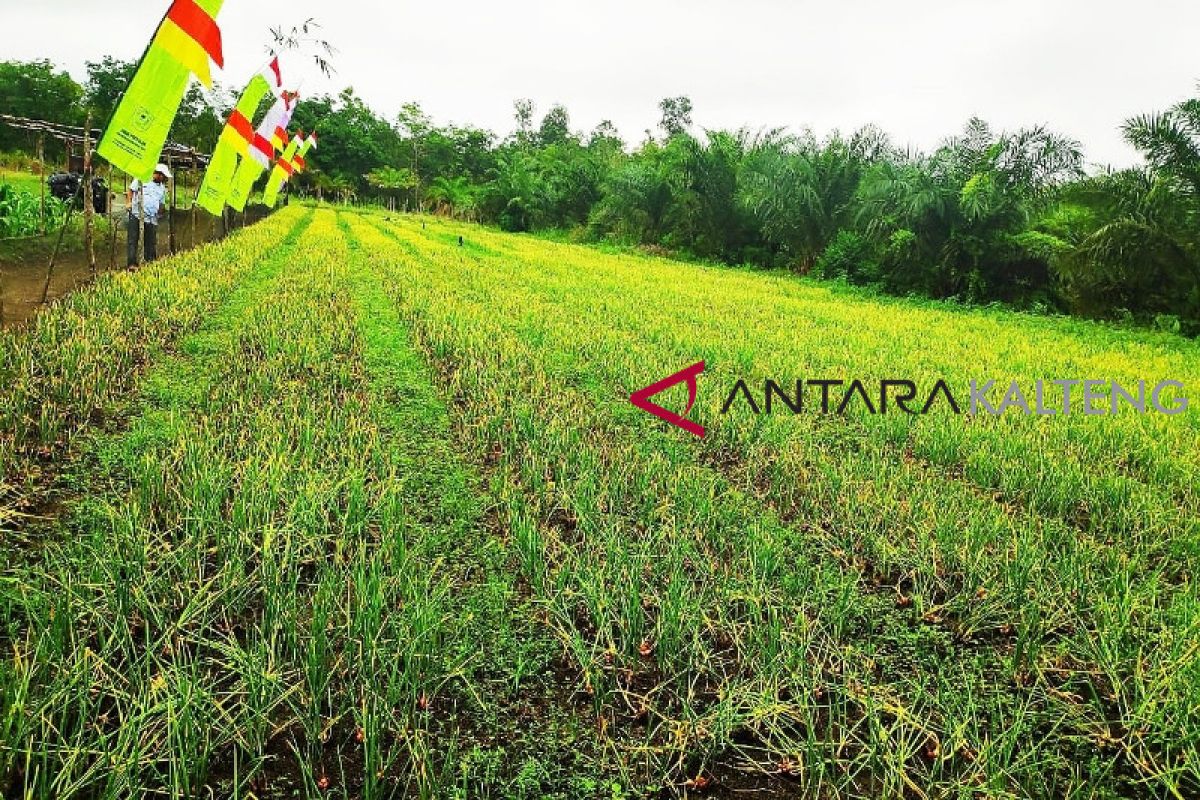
[630,361,706,438]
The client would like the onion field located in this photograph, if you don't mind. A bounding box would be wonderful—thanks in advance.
[1,206,1198,799]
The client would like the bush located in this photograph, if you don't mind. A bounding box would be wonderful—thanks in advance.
[878,228,922,293]
[0,183,67,237]
[813,230,878,285]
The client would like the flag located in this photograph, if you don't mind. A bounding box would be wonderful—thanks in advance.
[196,73,274,214]
[228,92,298,211]
[97,0,226,181]
[263,57,284,93]
[263,134,302,207]
[256,92,298,166]
[263,133,313,207]
[157,0,224,88]
[292,132,318,173]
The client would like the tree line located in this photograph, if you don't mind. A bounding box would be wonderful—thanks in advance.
[2,58,1199,334]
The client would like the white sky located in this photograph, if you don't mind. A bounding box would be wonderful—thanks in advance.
[2,0,1198,167]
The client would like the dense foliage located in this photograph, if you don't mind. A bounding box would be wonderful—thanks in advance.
[0,59,226,158]
[2,58,1198,332]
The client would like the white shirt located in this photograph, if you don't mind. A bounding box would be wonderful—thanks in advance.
[129,178,168,224]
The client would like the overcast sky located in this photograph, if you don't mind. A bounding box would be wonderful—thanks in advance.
[2,0,1197,167]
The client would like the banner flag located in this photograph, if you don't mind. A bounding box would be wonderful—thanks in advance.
[228,91,298,211]
[97,0,226,181]
[262,133,304,207]
[291,132,318,174]
[196,73,274,214]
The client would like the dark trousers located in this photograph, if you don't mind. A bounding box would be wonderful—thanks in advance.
[126,216,158,266]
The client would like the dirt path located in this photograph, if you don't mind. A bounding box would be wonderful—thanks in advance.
[0,206,277,328]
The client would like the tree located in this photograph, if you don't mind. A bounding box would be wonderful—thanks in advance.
[538,104,572,147]
[513,98,536,146]
[589,140,671,242]
[658,96,693,139]
[0,60,83,151]
[170,83,227,151]
[742,127,889,271]
[668,130,751,258]
[365,166,417,208]
[291,89,398,194]
[1052,169,1199,325]
[858,118,1082,302]
[426,176,479,219]
[396,102,433,206]
[1123,97,1200,198]
[486,149,538,231]
[1046,92,1200,328]
[84,57,136,125]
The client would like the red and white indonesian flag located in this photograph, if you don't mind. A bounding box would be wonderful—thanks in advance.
[263,56,283,92]
[250,91,297,167]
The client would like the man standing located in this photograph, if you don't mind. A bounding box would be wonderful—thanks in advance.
[126,163,171,267]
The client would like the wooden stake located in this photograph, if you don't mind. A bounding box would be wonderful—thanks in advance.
[82,113,96,279]
[37,134,46,236]
[137,184,145,267]
[41,181,81,305]
[108,164,117,272]
[168,163,177,254]
[191,156,200,249]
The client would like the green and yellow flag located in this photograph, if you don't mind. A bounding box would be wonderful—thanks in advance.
[196,69,276,215]
[262,132,308,208]
[228,91,297,212]
[97,0,226,181]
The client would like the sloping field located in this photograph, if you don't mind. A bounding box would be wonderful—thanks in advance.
[1,206,1198,799]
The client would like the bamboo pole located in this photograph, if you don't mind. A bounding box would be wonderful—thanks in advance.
[137,183,145,267]
[41,180,82,305]
[189,157,198,247]
[168,162,176,254]
[108,164,117,272]
[82,113,96,279]
[37,134,46,236]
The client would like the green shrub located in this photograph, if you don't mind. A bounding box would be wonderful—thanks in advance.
[0,184,67,237]
[813,229,879,285]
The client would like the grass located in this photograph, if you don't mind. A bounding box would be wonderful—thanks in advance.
[1,205,1198,798]
[0,170,44,197]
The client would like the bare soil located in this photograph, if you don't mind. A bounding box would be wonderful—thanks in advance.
[0,205,276,328]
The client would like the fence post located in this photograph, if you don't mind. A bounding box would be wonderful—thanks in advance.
[190,156,199,248]
[41,180,82,304]
[37,134,46,236]
[82,113,96,279]
[137,185,145,267]
[168,161,177,254]
[108,164,117,272]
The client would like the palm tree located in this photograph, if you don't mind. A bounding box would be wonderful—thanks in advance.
[742,127,890,270]
[425,176,477,219]
[365,167,416,210]
[1124,98,1200,197]
[1056,168,1199,320]
[1048,93,1200,327]
[857,119,1082,299]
